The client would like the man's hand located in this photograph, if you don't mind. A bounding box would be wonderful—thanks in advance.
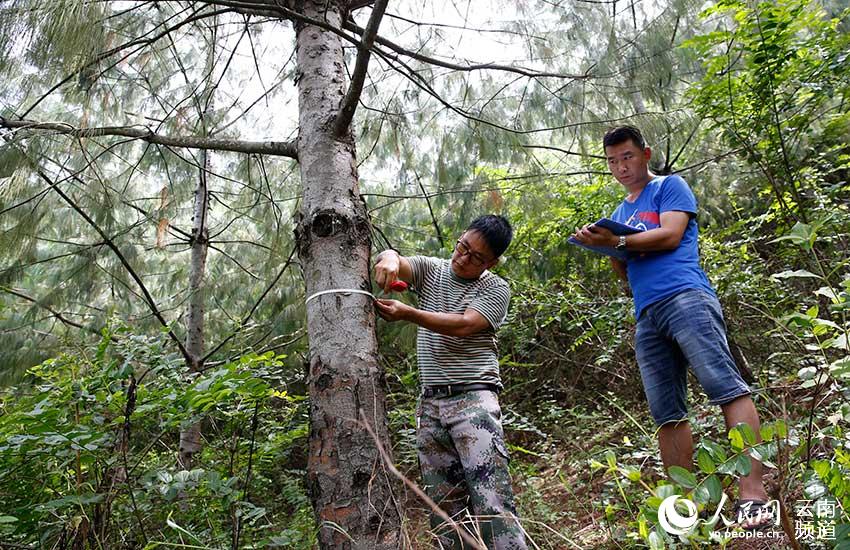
[374,251,400,292]
[374,298,412,322]
[374,250,413,292]
[375,299,491,337]
[572,223,618,248]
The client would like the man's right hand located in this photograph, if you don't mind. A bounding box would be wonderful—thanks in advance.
[374,250,401,292]
[375,249,415,293]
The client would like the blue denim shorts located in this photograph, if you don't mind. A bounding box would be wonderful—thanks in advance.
[635,288,751,426]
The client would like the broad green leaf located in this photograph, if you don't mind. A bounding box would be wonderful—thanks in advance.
[729,427,744,451]
[704,475,723,503]
[696,449,716,474]
[814,287,840,302]
[624,467,642,482]
[647,496,663,510]
[703,440,728,463]
[648,531,664,550]
[738,423,757,445]
[668,465,697,488]
[692,483,711,504]
[735,454,752,476]
[813,318,841,330]
[769,222,816,249]
[716,460,737,477]
[833,524,850,548]
[783,312,814,328]
[655,484,678,499]
[831,334,849,351]
[804,473,828,499]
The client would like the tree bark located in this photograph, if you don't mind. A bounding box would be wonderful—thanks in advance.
[177,145,209,469]
[179,22,215,471]
[293,1,401,548]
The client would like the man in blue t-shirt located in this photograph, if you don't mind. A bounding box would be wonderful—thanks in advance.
[573,125,771,526]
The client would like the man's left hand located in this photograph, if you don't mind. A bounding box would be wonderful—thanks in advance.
[572,223,618,247]
[375,299,412,322]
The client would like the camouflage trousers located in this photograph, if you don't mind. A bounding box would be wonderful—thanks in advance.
[417,389,527,550]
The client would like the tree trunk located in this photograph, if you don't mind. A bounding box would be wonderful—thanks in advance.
[179,23,215,470]
[293,1,401,548]
[178,147,209,469]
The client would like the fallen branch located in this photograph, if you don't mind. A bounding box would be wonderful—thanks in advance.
[358,410,487,550]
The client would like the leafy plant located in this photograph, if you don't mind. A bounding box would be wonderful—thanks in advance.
[0,326,314,547]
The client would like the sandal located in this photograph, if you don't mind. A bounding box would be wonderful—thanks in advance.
[733,499,778,531]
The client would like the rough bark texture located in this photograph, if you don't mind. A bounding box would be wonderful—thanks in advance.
[293,1,401,547]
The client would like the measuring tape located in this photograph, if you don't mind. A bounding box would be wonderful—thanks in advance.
[305,281,409,305]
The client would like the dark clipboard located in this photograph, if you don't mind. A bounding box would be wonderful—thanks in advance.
[568,217,644,261]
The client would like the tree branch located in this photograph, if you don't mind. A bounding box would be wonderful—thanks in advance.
[413,170,444,248]
[1,118,298,159]
[201,0,357,34]
[0,137,192,362]
[521,144,605,159]
[344,20,593,80]
[358,411,487,550]
[208,243,261,280]
[0,286,96,333]
[194,0,288,18]
[677,147,747,174]
[209,1,591,83]
[22,6,233,118]
[333,0,389,137]
[368,44,639,136]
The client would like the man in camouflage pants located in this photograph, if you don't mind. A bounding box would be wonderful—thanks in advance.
[374,215,527,549]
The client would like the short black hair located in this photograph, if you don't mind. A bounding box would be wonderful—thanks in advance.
[603,125,647,150]
[466,215,513,258]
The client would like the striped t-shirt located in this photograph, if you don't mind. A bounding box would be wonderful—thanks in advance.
[407,256,510,387]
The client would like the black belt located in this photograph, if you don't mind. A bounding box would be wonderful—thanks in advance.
[421,383,500,398]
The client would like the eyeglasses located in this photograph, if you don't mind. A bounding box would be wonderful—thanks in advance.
[455,239,490,267]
